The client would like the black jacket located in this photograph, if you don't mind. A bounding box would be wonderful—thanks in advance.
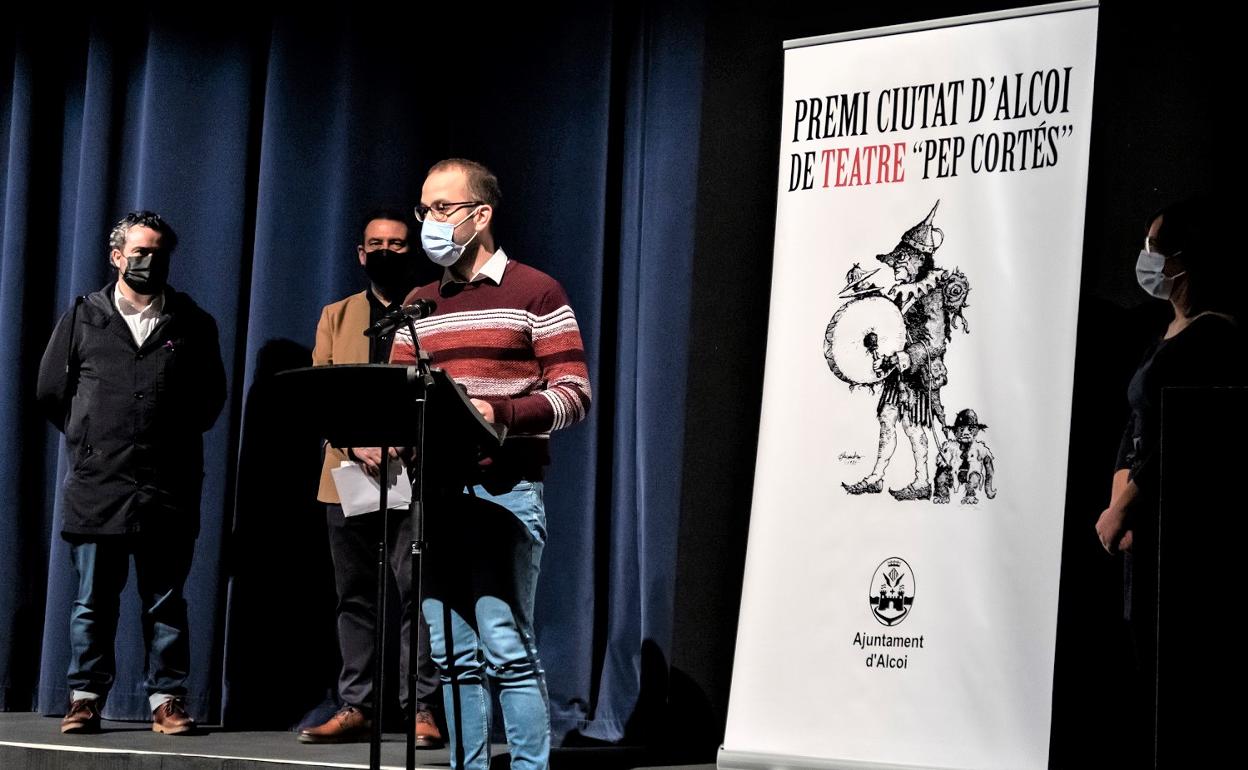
[36,284,227,537]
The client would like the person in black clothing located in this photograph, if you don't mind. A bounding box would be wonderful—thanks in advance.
[36,211,226,735]
[1094,195,1247,764]
[1096,197,1245,555]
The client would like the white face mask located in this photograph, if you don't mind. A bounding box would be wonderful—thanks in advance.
[1135,247,1185,300]
[420,207,481,267]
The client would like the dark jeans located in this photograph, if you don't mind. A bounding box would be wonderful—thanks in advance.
[67,534,193,703]
[326,504,438,714]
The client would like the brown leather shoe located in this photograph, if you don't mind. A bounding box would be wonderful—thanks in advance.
[298,706,371,744]
[61,698,101,734]
[152,698,196,735]
[414,706,443,749]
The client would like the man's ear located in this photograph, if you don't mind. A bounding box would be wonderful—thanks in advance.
[474,204,493,231]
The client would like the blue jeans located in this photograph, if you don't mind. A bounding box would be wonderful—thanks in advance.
[423,481,549,770]
[67,535,193,707]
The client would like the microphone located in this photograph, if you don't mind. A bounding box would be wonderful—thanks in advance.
[363,299,438,338]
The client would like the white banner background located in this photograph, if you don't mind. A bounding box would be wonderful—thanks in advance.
[721,5,1098,769]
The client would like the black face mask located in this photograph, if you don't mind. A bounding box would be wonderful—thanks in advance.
[120,252,170,295]
[364,248,417,302]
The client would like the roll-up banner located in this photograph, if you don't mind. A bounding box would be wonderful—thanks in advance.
[721,3,1098,769]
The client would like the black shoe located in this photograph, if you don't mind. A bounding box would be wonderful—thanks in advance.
[889,482,931,501]
[843,478,883,494]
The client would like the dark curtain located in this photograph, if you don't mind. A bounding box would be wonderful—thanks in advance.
[9,1,1237,763]
[1,2,702,743]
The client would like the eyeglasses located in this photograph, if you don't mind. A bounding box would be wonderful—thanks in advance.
[414,201,483,222]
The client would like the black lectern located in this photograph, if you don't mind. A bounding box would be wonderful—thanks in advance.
[276,363,503,770]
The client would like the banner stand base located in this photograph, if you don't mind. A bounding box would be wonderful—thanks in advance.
[718,747,955,770]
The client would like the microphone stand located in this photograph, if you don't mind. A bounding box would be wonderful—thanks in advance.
[367,309,434,770]
[403,317,433,770]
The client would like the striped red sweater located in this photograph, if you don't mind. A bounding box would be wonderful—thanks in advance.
[391,258,591,451]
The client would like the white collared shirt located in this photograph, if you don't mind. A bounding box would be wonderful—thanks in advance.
[441,247,509,287]
[113,284,165,346]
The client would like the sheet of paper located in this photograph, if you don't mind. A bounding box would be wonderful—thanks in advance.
[330,459,412,517]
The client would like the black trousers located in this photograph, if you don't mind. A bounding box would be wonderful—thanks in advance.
[326,504,438,714]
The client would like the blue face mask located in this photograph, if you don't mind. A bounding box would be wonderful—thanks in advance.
[1135,248,1185,300]
[420,207,481,267]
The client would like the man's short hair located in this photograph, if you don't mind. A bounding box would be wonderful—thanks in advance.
[359,207,413,245]
[428,158,502,211]
[108,211,178,255]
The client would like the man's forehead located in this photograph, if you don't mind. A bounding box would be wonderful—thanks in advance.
[365,218,408,237]
[124,225,163,246]
[422,167,470,200]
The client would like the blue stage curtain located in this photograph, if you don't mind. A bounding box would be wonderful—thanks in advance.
[0,3,702,742]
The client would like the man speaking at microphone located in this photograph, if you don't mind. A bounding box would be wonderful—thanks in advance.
[299,209,442,746]
[390,159,591,770]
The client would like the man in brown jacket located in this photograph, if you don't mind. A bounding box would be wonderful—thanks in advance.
[298,209,441,746]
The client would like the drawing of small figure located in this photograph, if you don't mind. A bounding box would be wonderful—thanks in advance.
[934,409,997,504]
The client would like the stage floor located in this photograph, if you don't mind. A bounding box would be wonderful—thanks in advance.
[0,712,715,769]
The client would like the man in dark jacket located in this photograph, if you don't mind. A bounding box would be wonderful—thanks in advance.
[36,211,226,736]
